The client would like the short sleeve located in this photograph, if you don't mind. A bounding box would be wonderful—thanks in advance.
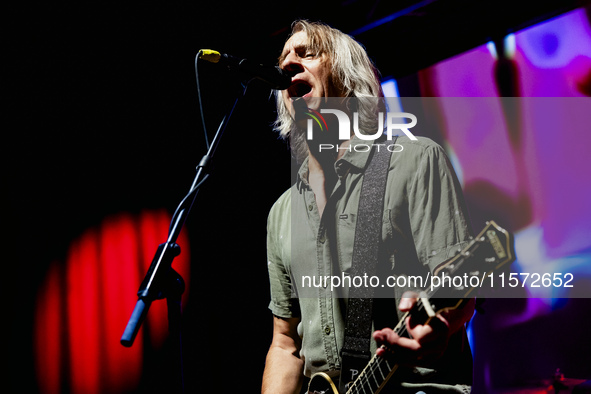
[407,142,473,273]
[266,189,300,318]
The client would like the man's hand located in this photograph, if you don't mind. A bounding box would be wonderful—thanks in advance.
[372,291,475,366]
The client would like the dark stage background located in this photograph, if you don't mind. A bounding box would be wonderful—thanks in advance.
[9,1,591,393]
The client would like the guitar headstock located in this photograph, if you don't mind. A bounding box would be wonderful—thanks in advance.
[430,220,516,300]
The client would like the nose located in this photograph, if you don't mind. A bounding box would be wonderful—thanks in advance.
[281,50,304,74]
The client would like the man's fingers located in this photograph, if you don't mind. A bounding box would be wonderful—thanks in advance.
[373,328,421,354]
[406,315,450,346]
[373,330,429,366]
[399,291,419,312]
[373,319,450,366]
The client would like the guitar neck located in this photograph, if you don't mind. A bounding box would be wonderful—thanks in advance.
[345,350,399,393]
[343,298,435,394]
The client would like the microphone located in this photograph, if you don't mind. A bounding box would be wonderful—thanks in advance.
[199,49,293,90]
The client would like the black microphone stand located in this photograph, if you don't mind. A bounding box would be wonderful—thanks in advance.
[120,61,248,393]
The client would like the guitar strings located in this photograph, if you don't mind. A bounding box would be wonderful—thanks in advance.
[346,313,414,393]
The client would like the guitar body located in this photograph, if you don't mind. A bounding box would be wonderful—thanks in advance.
[308,372,340,394]
[307,367,396,394]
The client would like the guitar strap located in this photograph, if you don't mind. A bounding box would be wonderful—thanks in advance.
[339,137,397,392]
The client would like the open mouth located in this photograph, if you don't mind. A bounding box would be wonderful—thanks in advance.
[288,80,312,98]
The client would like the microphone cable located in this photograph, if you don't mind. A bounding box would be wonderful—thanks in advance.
[195,50,210,150]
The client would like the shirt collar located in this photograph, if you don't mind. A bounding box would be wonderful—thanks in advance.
[295,135,378,191]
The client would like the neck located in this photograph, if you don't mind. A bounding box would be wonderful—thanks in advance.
[306,138,350,218]
[308,138,351,169]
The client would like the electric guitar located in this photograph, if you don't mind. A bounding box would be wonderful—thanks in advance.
[307,220,516,394]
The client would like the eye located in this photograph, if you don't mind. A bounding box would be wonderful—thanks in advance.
[294,46,316,59]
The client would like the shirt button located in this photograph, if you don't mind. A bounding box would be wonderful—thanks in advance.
[324,325,331,335]
[308,204,314,211]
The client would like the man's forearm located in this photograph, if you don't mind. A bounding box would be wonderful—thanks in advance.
[262,345,304,394]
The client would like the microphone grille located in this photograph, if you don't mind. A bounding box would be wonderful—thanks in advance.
[199,49,221,63]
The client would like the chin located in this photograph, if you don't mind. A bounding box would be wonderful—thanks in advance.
[301,96,323,111]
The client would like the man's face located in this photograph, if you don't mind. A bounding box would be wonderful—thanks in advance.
[279,31,341,115]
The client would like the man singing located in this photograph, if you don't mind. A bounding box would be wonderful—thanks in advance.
[263,20,476,394]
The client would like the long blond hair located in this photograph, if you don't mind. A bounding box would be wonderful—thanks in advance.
[273,20,385,163]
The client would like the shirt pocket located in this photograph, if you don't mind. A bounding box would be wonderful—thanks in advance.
[335,211,395,274]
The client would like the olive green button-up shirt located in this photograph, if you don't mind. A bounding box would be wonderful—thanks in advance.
[267,136,474,391]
